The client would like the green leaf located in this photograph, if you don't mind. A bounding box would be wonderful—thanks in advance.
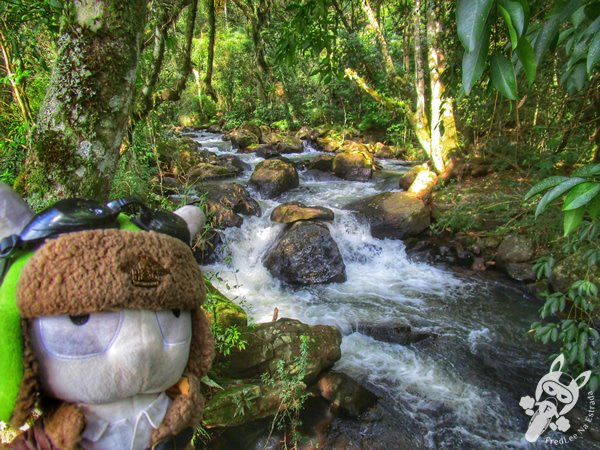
[534,0,587,65]
[573,163,600,177]
[563,182,600,210]
[562,62,589,94]
[588,193,600,219]
[564,206,585,236]
[588,32,600,73]
[462,22,491,93]
[516,37,538,86]
[524,176,569,200]
[457,0,494,52]
[201,375,224,390]
[499,5,518,49]
[499,0,526,37]
[535,177,587,217]
[491,52,518,100]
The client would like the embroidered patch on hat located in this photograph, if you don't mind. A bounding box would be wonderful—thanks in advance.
[130,256,165,287]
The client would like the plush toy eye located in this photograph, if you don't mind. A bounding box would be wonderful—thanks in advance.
[32,312,123,358]
[69,314,90,325]
[155,310,191,344]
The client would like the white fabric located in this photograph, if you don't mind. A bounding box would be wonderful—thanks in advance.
[30,309,191,404]
[79,392,170,450]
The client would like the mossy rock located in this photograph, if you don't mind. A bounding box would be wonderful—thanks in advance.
[203,381,288,428]
[203,279,248,329]
[222,318,342,383]
[551,248,600,293]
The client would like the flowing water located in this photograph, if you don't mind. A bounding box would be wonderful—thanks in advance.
[188,131,599,449]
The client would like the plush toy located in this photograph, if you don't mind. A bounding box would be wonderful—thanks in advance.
[0,182,214,450]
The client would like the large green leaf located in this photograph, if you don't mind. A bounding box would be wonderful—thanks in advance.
[499,4,518,49]
[491,51,518,100]
[499,0,526,38]
[588,193,600,219]
[462,21,491,93]
[563,182,600,210]
[524,176,569,200]
[588,30,600,74]
[573,163,600,177]
[516,37,538,86]
[534,0,587,65]
[562,62,588,94]
[564,206,585,236]
[535,177,587,218]
[457,0,494,52]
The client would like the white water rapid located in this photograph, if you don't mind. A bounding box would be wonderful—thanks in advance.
[189,131,598,450]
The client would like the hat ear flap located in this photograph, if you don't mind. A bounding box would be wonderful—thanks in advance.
[8,319,39,428]
[0,182,34,241]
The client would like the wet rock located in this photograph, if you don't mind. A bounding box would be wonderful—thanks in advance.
[357,323,436,345]
[250,158,299,199]
[496,234,534,263]
[316,403,426,450]
[204,200,244,228]
[228,127,259,150]
[270,202,334,224]
[207,124,221,133]
[263,221,346,284]
[203,183,262,217]
[187,162,239,181]
[203,279,248,329]
[223,318,342,383]
[275,138,303,154]
[308,154,335,171]
[315,371,377,417]
[317,136,342,152]
[333,151,374,181]
[372,143,398,159]
[505,262,536,282]
[192,228,222,264]
[203,381,284,428]
[551,247,600,292]
[295,126,320,141]
[248,144,280,159]
[346,192,430,239]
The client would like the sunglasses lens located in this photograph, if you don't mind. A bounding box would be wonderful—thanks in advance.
[20,199,119,245]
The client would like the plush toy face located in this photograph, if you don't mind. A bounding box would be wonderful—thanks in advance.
[0,187,213,449]
[30,309,192,404]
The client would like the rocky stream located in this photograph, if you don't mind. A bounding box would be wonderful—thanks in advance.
[173,130,600,450]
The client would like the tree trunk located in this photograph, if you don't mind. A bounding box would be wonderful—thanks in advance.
[413,0,431,157]
[204,0,218,101]
[426,4,458,173]
[16,0,147,201]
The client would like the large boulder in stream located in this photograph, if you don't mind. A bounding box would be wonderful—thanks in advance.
[270,201,334,224]
[201,183,261,229]
[227,127,259,150]
[346,192,430,239]
[333,151,374,181]
[222,318,342,382]
[250,158,299,199]
[263,221,346,284]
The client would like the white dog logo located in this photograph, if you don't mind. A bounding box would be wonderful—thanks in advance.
[520,354,591,442]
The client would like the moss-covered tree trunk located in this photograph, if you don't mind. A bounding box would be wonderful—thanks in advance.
[16,0,148,201]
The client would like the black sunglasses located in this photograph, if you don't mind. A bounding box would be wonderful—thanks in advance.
[0,198,190,261]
